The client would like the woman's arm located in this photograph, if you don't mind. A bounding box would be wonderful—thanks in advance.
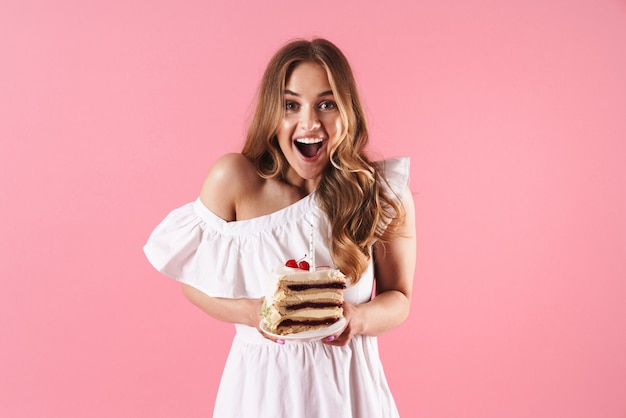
[181,284,263,328]
[180,153,265,329]
[325,186,416,345]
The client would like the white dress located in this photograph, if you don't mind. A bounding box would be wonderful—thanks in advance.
[144,158,409,418]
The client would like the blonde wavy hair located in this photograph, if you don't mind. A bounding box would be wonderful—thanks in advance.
[242,38,404,283]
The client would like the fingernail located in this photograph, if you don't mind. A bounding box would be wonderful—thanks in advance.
[276,339,285,345]
[324,335,335,342]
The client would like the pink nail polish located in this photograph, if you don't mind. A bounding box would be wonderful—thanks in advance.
[324,335,335,342]
[276,339,285,345]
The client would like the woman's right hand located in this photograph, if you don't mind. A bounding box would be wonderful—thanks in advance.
[255,299,288,345]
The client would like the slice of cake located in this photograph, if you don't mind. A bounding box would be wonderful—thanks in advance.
[262,262,347,336]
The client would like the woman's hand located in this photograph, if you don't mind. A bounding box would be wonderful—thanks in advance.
[258,328,286,344]
[321,300,363,346]
[255,299,289,344]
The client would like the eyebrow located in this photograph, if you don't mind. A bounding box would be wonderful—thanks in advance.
[284,89,334,97]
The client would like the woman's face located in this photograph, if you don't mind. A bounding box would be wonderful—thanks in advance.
[276,61,343,191]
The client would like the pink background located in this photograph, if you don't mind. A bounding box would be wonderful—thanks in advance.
[1,0,625,417]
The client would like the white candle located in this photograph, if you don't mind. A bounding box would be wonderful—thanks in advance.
[308,214,316,272]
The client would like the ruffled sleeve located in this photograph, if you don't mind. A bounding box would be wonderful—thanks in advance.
[144,195,320,299]
[376,157,410,203]
[143,200,264,298]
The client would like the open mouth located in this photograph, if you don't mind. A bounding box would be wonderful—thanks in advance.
[295,137,324,158]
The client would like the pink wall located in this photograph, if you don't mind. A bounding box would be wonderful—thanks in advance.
[2,0,625,417]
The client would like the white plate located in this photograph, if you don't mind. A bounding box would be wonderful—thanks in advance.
[260,317,347,343]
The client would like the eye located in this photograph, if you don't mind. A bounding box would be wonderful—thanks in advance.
[319,100,337,111]
[284,101,300,111]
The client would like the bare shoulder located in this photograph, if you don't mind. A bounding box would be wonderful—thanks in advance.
[199,153,261,221]
[204,153,257,182]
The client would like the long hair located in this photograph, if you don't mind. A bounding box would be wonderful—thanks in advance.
[242,38,404,283]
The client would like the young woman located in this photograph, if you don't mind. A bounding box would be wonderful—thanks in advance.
[144,38,416,417]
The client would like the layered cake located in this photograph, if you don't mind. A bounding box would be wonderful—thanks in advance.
[262,260,347,335]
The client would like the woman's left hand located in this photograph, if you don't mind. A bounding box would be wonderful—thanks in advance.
[321,300,362,346]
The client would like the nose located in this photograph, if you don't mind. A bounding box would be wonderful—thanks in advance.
[299,107,320,131]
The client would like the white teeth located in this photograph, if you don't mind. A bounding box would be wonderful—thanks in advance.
[295,137,323,144]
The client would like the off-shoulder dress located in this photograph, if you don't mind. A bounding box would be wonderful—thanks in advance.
[144,157,409,418]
